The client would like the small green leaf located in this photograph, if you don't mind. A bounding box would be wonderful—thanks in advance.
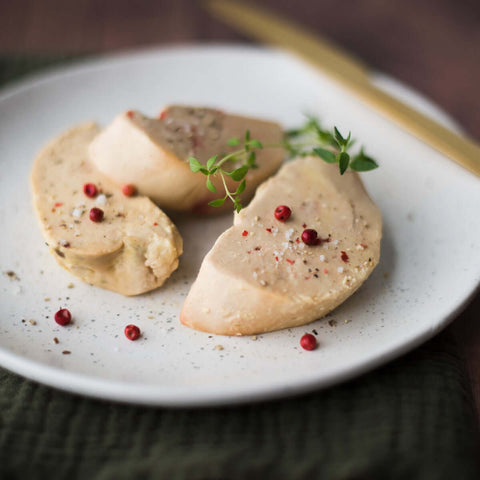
[199,167,209,175]
[346,138,356,149]
[350,152,379,171]
[304,115,321,133]
[338,152,350,174]
[227,138,240,146]
[228,166,249,181]
[189,157,202,173]
[247,152,257,168]
[284,142,301,157]
[244,130,251,142]
[313,147,336,164]
[234,179,246,195]
[318,131,337,147]
[248,139,263,149]
[206,177,217,193]
[208,198,226,207]
[206,155,217,170]
[334,127,346,146]
[210,166,219,174]
[285,128,302,138]
[234,200,243,213]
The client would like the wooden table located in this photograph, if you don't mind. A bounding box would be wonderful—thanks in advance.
[1,0,479,418]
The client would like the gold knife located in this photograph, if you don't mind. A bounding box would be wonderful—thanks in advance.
[204,0,480,177]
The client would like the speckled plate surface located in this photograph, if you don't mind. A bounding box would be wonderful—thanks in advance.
[0,45,479,406]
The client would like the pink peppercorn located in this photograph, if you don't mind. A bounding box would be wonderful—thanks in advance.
[125,324,141,341]
[274,205,292,222]
[301,229,318,246]
[83,183,97,198]
[122,184,136,197]
[300,333,317,351]
[54,308,71,326]
[89,207,104,223]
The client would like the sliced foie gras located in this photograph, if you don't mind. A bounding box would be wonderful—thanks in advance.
[31,122,182,296]
[180,157,382,335]
[88,106,284,213]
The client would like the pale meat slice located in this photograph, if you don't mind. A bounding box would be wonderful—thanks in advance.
[180,157,382,335]
[31,122,182,296]
[88,106,284,213]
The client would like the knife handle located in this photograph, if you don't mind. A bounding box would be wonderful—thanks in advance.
[350,80,480,177]
[205,0,480,177]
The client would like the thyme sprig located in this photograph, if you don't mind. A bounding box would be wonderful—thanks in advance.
[284,116,378,174]
[189,129,263,212]
[189,116,378,211]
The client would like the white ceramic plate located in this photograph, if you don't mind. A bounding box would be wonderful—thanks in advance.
[0,45,478,407]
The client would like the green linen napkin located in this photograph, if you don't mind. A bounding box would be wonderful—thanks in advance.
[0,56,479,480]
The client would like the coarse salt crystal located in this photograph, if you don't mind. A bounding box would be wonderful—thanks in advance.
[298,243,305,249]
[333,240,339,245]
[285,228,294,240]
[74,231,81,237]
[337,266,344,273]
[59,239,69,246]
[72,208,84,218]
[96,194,107,205]
[319,255,326,262]
[252,271,258,279]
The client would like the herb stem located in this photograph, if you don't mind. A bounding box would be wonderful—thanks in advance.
[215,142,284,168]
[215,148,247,168]
[220,170,236,204]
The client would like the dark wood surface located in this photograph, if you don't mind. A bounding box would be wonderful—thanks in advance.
[1,0,479,419]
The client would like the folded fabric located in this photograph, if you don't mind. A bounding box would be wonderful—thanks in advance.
[0,56,479,480]
[0,332,478,480]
